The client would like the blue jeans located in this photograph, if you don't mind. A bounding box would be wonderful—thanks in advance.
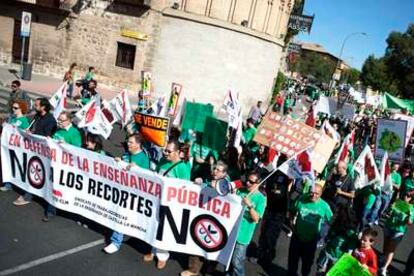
[23,192,33,201]
[228,242,248,276]
[110,231,124,248]
[371,193,392,222]
[46,203,56,217]
[3,182,12,190]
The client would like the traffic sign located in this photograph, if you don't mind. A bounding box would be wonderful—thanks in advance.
[21,11,32,37]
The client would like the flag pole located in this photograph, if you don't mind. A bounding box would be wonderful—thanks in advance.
[246,147,310,198]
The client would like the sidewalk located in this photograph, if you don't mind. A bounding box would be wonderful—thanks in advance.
[0,64,137,103]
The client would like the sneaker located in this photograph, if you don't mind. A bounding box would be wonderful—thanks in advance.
[374,220,379,225]
[287,231,292,238]
[157,260,167,270]
[0,186,11,192]
[13,196,31,206]
[103,243,119,254]
[143,253,154,262]
[180,270,199,276]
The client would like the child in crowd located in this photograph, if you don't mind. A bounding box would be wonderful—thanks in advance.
[352,228,378,275]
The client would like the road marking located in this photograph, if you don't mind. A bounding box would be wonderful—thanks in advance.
[0,239,104,276]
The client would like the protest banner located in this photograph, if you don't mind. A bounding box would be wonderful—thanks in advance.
[222,90,241,129]
[134,112,169,147]
[310,134,336,173]
[383,92,414,114]
[182,102,214,132]
[375,118,407,162]
[327,253,371,276]
[141,71,152,96]
[167,83,182,117]
[1,123,243,267]
[392,113,414,147]
[202,116,228,152]
[254,111,323,158]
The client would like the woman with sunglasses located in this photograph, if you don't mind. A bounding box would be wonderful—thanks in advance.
[0,100,30,192]
[9,100,30,130]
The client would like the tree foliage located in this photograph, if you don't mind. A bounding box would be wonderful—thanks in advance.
[360,55,391,91]
[340,68,360,86]
[360,23,414,98]
[294,52,336,83]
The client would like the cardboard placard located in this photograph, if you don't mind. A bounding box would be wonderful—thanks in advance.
[134,112,170,147]
[254,111,322,158]
[375,118,407,162]
[310,134,336,173]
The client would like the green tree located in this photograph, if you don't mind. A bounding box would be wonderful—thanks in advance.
[340,68,360,86]
[296,52,336,83]
[384,24,414,98]
[360,55,391,92]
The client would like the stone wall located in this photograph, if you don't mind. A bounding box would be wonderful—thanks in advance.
[151,10,284,110]
[0,1,163,91]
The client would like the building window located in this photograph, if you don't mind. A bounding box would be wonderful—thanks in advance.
[116,42,136,69]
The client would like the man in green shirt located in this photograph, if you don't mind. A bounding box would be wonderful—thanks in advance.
[53,111,82,147]
[144,139,191,270]
[103,133,150,254]
[288,184,333,276]
[228,171,266,276]
[43,111,82,221]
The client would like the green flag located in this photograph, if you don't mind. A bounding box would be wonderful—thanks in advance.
[182,102,214,132]
[327,253,371,276]
[202,116,228,152]
[383,92,414,114]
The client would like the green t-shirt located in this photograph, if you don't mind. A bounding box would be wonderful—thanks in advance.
[53,125,82,147]
[402,178,414,197]
[191,143,218,160]
[325,229,358,259]
[243,127,257,144]
[391,172,402,188]
[365,192,377,210]
[9,116,30,129]
[293,196,333,241]
[236,188,266,245]
[156,158,191,180]
[385,200,414,233]
[130,151,150,169]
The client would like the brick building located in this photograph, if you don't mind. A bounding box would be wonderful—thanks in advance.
[0,0,296,108]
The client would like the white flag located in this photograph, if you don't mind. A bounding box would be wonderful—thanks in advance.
[354,145,381,189]
[86,108,113,139]
[222,90,241,129]
[49,82,68,119]
[75,97,100,128]
[109,90,132,126]
[380,152,392,192]
[321,120,340,143]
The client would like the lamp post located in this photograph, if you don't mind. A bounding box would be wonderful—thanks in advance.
[330,32,367,88]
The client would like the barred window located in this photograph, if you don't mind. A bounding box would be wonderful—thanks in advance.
[115,42,136,70]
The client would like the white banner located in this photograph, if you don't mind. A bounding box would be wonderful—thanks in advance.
[1,124,242,266]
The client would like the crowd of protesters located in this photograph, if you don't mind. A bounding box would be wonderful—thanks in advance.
[1,72,414,276]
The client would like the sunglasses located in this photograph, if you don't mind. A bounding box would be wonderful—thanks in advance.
[11,85,17,88]
[12,106,20,110]
[247,179,258,184]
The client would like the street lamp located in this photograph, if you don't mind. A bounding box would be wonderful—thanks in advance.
[330,32,367,88]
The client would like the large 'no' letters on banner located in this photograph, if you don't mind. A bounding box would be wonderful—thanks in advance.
[1,124,243,267]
